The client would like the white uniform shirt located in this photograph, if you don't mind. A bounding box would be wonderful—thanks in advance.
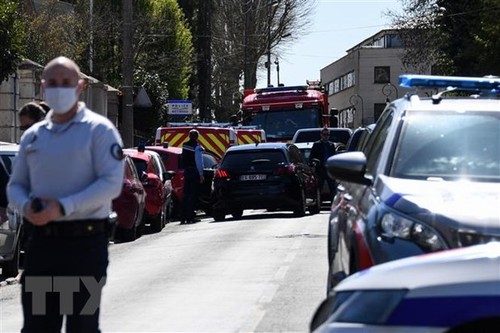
[7,102,124,221]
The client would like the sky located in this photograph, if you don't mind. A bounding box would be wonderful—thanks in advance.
[256,0,403,88]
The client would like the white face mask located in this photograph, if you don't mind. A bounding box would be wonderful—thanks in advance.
[44,87,78,114]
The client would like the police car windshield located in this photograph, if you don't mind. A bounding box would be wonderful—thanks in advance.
[391,111,500,182]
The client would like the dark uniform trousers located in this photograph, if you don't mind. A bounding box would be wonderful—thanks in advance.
[21,220,109,333]
[181,167,200,222]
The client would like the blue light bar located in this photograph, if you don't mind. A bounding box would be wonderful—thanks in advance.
[255,85,308,94]
[399,74,500,91]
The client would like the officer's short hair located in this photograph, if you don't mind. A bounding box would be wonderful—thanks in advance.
[189,129,199,140]
[18,102,46,122]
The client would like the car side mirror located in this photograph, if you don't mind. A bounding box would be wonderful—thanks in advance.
[140,171,148,182]
[310,158,320,167]
[164,170,175,180]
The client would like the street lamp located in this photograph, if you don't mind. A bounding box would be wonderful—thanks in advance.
[349,94,364,126]
[382,82,399,103]
[274,57,280,85]
[266,1,278,87]
[266,8,272,86]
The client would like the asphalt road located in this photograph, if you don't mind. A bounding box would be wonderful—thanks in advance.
[0,209,330,332]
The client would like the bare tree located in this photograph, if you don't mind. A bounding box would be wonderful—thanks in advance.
[211,0,315,121]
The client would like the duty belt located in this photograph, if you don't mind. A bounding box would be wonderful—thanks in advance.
[32,219,108,237]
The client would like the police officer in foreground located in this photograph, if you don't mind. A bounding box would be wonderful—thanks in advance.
[180,129,204,224]
[7,56,124,333]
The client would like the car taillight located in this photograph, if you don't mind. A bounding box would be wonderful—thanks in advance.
[215,169,230,179]
[273,164,294,175]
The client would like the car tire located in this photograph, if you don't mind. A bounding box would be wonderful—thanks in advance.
[293,189,306,217]
[149,208,164,233]
[231,209,243,220]
[213,210,226,222]
[2,239,20,278]
[309,188,321,215]
[118,225,137,243]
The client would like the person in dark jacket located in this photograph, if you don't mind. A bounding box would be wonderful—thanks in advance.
[181,129,204,224]
[309,127,337,200]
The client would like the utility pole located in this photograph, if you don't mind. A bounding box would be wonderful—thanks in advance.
[275,57,279,85]
[243,0,250,89]
[197,0,212,121]
[266,8,272,87]
[122,0,134,146]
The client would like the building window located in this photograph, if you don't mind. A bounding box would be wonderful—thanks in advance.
[374,66,390,83]
[374,103,387,122]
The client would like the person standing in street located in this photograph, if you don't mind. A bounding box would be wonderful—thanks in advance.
[18,102,46,131]
[309,127,337,200]
[180,129,204,224]
[7,56,124,333]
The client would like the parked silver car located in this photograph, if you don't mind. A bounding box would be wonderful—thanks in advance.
[0,143,23,278]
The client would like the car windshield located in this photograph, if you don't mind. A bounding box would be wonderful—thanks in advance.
[221,150,287,171]
[132,160,148,175]
[249,108,320,140]
[295,129,352,144]
[391,111,500,182]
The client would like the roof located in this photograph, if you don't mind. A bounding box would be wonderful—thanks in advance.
[335,242,500,293]
[226,142,290,153]
[144,145,182,155]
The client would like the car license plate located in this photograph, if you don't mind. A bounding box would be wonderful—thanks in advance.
[240,174,266,181]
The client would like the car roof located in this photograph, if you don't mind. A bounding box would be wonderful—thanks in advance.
[0,144,20,153]
[335,242,500,293]
[391,95,500,113]
[144,145,182,155]
[226,142,291,152]
[123,148,155,162]
[293,142,314,149]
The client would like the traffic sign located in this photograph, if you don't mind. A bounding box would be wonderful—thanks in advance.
[167,100,192,115]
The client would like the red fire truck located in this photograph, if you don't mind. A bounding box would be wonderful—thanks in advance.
[241,80,334,142]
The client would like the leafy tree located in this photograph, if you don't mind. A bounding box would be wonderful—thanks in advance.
[387,0,500,75]
[0,0,25,82]
[22,0,87,67]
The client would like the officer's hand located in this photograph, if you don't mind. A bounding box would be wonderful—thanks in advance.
[199,175,204,184]
[25,197,63,226]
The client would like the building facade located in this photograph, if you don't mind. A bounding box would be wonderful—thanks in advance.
[321,29,430,128]
[0,59,119,143]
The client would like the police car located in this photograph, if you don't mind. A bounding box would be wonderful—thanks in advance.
[325,75,500,292]
[310,242,500,332]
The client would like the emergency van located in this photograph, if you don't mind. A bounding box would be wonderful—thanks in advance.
[154,123,266,159]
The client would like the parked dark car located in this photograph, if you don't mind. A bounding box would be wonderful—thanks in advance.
[212,142,321,221]
[112,155,147,242]
[325,74,500,293]
[123,148,174,233]
[0,144,23,278]
[144,144,219,218]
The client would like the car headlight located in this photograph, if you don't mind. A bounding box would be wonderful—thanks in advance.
[329,290,407,324]
[380,212,446,252]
